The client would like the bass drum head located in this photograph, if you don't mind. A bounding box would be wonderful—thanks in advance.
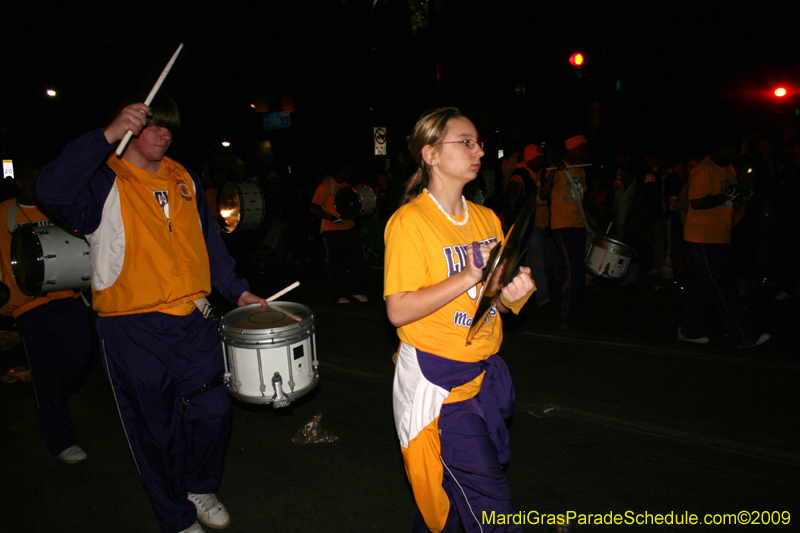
[10,227,44,297]
[334,187,360,220]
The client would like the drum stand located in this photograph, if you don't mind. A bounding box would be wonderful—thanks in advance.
[362,240,379,261]
[252,219,287,265]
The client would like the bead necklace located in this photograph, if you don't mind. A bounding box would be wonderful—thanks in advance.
[424,187,480,264]
[424,188,469,226]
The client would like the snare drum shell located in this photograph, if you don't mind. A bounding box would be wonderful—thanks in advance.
[221,302,319,405]
[585,236,634,280]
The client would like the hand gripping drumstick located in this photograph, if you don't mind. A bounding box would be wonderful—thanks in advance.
[266,281,300,303]
[116,43,184,157]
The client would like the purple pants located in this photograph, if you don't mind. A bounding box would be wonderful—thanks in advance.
[323,227,368,301]
[411,396,522,533]
[553,227,587,321]
[410,351,519,533]
[97,310,232,533]
[681,242,761,346]
[17,297,92,456]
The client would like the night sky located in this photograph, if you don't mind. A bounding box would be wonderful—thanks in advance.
[4,1,799,178]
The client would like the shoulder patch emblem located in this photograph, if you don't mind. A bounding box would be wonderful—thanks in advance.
[176,179,193,201]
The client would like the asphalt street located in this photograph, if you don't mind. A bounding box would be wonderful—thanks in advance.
[1,247,797,533]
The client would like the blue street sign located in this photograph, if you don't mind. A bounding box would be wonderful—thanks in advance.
[263,111,291,131]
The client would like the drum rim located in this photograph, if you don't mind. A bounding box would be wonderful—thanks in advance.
[10,226,45,297]
[221,301,315,339]
[592,235,635,255]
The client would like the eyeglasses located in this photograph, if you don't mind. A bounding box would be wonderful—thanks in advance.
[441,139,485,150]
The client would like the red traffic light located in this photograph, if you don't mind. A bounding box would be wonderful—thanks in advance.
[774,87,787,97]
[569,53,584,67]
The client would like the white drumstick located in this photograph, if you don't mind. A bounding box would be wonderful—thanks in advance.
[545,163,593,171]
[606,222,613,235]
[116,43,184,156]
[266,281,300,303]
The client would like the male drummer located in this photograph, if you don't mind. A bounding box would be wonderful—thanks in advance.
[540,135,600,330]
[0,163,92,464]
[310,162,369,304]
[679,131,769,348]
[33,94,267,533]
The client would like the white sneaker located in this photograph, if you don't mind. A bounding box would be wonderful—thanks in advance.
[352,294,368,303]
[178,522,206,533]
[677,328,710,344]
[739,333,771,349]
[336,297,350,304]
[188,493,230,530]
[57,445,87,464]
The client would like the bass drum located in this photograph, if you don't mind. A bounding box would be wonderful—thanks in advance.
[354,184,377,218]
[334,184,377,220]
[221,302,319,408]
[10,224,92,297]
[217,180,266,233]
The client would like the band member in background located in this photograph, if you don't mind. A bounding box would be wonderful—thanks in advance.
[310,162,369,303]
[0,164,92,464]
[679,132,770,348]
[540,135,599,330]
[505,143,551,306]
[385,107,534,533]
[33,94,267,533]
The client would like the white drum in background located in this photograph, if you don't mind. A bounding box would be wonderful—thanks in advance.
[585,235,634,280]
[10,224,92,297]
[333,184,377,219]
[217,180,266,233]
[354,184,377,218]
[221,302,318,408]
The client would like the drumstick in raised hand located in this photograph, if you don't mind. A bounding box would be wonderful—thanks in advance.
[116,43,184,157]
[266,281,300,303]
[544,163,593,171]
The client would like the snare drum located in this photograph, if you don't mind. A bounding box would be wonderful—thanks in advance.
[217,180,266,233]
[10,224,92,297]
[221,302,318,408]
[585,235,635,280]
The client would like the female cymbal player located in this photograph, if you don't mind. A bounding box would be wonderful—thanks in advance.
[384,107,534,533]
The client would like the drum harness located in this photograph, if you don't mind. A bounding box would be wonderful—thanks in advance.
[562,168,597,239]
